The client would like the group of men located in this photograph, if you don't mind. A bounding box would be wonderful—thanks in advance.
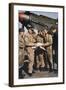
[19,24,58,78]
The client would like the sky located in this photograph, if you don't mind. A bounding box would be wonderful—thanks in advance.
[31,11,58,19]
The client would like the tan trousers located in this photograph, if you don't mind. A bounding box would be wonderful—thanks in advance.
[27,47,34,73]
[47,46,53,68]
[19,48,24,66]
[36,54,45,69]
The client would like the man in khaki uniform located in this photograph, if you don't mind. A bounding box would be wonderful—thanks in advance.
[19,28,25,78]
[25,24,36,76]
[35,30,45,71]
[42,26,53,72]
[19,29,25,66]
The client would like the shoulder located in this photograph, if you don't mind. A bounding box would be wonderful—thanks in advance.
[25,33,29,37]
[19,34,21,40]
[48,34,52,38]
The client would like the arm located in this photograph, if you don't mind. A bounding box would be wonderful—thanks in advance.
[44,35,53,47]
[19,36,25,48]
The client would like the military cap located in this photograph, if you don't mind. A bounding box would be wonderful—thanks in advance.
[26,24,33,29]
[19,28,24,32]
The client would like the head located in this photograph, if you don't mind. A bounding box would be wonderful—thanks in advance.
[50,26,57,34]
[52,29,56,33]
[38,30,43,35]
[28,28,34,34]
[43,26,48,35]
[27,24,34,34]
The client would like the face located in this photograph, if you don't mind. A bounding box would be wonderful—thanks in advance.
[38,31,42,35]
[20,32,24,36]
[44,29,48,34]
[28,28,33,34]
[42,29,47,36]
[52,29,56,33]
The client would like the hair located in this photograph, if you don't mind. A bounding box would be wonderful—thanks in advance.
[19,28,24,33]
[48,25,58,35]
[24,11,31,15]
[50,26,55,30]
[50,25,58,31]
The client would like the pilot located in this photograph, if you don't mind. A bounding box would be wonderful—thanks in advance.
[42,26,53,72]
[19,28,25,78]
[25,24,36,76]
[35,30,45,71]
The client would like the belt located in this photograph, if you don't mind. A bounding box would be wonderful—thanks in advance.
[26,45,34,47]
[19,47,24,49]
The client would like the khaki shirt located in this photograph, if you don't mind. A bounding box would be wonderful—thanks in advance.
[25,33,36,54]
[19,35,25,48]
[36,35,44,43]
[25,33,36,45]
[19,34,25,65]
[44,34,53,56]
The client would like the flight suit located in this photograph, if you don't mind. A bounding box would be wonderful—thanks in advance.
[25,33,36,74]
[35,35,45,70]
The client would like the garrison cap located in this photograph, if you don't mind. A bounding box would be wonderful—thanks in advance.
[26,24,33,29]
[19,28,24,32]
